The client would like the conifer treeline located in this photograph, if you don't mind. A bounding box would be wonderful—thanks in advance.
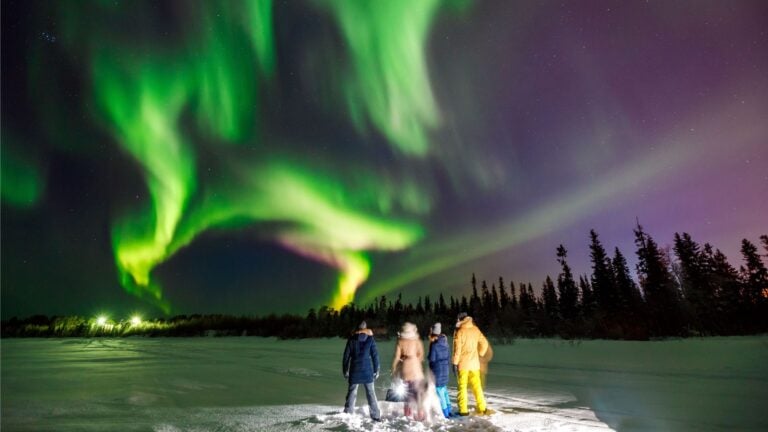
[3,227,767,340]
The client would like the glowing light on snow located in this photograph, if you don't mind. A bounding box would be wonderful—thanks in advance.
[393,380,407,398]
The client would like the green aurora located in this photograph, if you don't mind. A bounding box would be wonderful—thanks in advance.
[0,134,44,209]
[59,0,452,311]
[4,0,765,317]
[316,0,442,156]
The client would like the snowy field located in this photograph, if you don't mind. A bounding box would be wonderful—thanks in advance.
[2,336,767,431]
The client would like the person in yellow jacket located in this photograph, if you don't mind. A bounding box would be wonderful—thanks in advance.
[452,312,489,416]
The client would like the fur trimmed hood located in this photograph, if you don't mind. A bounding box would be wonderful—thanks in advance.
[354,328,373,336]
[456,315,474,329]
[398,322,419,340]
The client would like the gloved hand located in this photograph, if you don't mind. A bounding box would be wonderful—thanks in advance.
[344,371,349,379]
[373,371,380,380]
[452,365,458,378]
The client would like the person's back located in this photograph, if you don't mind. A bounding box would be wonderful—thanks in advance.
[342,322,380,421]
[428,322,452,418]
[453,318,488,371]
[452,313,489,416]
[391,322,425,419]
[344,329,377,383]
[394,336,424,382]
[428,334,450,386]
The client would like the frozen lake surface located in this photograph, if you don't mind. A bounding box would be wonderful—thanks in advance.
[2,336,767,431]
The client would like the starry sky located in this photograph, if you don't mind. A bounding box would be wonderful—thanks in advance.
[2,0,766,318]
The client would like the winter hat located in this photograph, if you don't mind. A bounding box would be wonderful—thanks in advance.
[456,312,469,328]
[431,322,442,335]
[358,321,367,330]
[399,322,419,339]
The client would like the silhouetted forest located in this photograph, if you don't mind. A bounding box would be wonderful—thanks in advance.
[3,227,767,340]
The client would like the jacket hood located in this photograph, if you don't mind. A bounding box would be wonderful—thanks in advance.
[435,334,448,347]
[399,322,419,340]
[456,316,474,329]
[354,328,373,340]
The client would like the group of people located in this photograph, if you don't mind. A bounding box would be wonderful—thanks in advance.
[341,312,490,422]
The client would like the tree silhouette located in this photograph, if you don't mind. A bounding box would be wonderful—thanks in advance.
[589,230,617,314]
[579,275,595,319]
[498,276,509,309]
[739,238,768,330]
[5,228,766,340]
[542,276,558,319]
[674,233,716,333]
[634,223,682,336]
[556,245,579,321]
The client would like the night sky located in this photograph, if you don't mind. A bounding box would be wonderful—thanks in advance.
[2,0,766,318]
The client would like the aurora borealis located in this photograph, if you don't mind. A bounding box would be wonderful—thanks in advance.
[2,0,767,317]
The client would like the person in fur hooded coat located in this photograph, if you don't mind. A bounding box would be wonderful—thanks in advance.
[342,321,381,421]
[391,322,425,419]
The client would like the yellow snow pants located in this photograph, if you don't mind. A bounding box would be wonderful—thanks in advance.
[457,369,486,414]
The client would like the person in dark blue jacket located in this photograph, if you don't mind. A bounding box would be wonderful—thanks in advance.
[342,321,381,421]
[428,322,453,418]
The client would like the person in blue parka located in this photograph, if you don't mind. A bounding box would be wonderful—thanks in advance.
[428,322,453,418]
[342,321,381,421]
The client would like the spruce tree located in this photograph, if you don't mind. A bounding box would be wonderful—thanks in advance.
[613,247,642,315]
[589,230,617,313]
[481,280,491,312]
[556,245,579,320]
[579,275,594,318]
[739,238,768,330]
[740,239,768,304]
[673,233,717,332]
[438,293,447,315]
[519,283,531,313]
[511,282,519,309]
[634,223,682,336]
[499,276,509,309]
[528,283,539,311]
[542,276,559,319]
[470,278,481,315]
[706,247,741,332]
[491,283,500,312]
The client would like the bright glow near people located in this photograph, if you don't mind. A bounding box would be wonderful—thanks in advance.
[393,380,407,398]
[130,316,142,326]
[96,316,107,326]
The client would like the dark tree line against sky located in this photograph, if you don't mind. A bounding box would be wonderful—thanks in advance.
[4,226,766,340]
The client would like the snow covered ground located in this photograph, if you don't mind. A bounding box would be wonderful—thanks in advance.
[2,336,766,431]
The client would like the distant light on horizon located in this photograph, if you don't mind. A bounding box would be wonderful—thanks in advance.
[130,316,142,326]
[96,316,107,326]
